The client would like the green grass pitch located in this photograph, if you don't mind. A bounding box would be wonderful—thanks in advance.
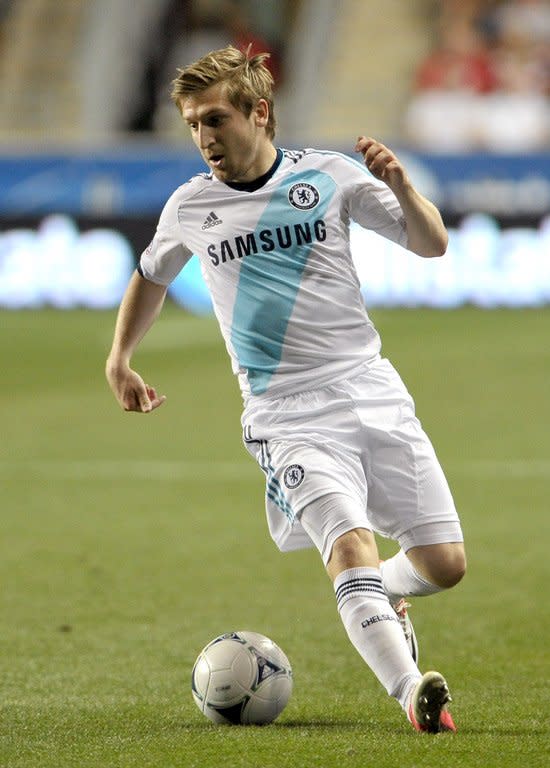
[1,305,549,768]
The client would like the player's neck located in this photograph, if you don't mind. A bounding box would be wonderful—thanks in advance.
[246,143,277,183]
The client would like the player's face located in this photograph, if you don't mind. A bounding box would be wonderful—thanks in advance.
[180,82,275,183]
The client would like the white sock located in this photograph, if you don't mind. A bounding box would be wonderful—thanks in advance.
[380,549,444,604]
[334,567,420,710]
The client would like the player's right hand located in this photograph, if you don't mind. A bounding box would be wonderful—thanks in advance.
[105,363,166,413]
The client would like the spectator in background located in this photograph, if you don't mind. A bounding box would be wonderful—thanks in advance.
[477,0,550,149]
[404,0,550,152]
[0,0,13,53]
[404,7,496,151]
[224,0,282,84]
[125,0,284,135]
[413,20,495,92]
[125,0,193,132]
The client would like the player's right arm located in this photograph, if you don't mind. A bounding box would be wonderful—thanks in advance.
[105,270,168,413]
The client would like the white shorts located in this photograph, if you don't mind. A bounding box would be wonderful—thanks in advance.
[242,357,463,564]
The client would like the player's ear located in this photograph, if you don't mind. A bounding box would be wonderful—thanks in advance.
[254,98,269,128]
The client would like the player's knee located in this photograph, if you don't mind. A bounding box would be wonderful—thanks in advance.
[451,548,467,584]
[327,528,378,580]
[432,546,467,588]
[409,542,466,589]
[332,527,371,559]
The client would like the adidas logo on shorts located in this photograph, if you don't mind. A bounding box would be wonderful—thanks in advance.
[201,211,223,230]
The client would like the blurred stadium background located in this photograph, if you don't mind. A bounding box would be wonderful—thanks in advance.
[1,0,550,312]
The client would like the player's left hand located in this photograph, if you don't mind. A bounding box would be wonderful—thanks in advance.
[355,136,410,193]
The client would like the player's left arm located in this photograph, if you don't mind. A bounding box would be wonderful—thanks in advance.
[355,136,448,258]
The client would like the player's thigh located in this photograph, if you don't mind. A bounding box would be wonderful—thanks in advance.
[366,410,461,547]
[299,491,377,569]
[261,438,371,560]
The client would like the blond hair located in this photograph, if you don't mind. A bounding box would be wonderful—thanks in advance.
[171,45,276,139]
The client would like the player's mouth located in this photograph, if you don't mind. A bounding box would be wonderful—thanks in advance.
[208,153,225,169]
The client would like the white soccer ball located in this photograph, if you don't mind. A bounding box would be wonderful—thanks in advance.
[191,630,293,725]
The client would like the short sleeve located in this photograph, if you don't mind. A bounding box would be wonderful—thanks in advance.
[340,156,408,248]
[139,190,193,285]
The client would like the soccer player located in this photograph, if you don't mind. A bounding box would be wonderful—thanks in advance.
[106,45,466,733]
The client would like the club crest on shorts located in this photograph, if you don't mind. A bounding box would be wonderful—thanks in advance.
[283,464,305,489]
[288,182,320,210]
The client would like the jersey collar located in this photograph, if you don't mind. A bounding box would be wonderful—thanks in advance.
[225,148,283,192]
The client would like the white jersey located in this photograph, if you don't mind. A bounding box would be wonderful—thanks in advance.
[139,148,408,401]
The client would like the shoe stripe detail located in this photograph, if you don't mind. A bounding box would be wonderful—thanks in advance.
[335,577,386,609]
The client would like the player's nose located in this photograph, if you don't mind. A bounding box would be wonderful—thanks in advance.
[198,124,215,149]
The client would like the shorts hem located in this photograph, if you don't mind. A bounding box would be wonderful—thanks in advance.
[397,520,464,552]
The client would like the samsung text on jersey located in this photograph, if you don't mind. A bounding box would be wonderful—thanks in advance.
[207,219,327,266]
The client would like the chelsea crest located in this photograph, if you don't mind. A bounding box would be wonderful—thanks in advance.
[288,183,320,210]
[283,464,305,489]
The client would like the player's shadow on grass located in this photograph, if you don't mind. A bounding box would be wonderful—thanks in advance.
[273,718,386,730]
[181,718,367,731]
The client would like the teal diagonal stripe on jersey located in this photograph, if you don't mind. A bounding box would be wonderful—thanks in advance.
[230,170,336,394]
